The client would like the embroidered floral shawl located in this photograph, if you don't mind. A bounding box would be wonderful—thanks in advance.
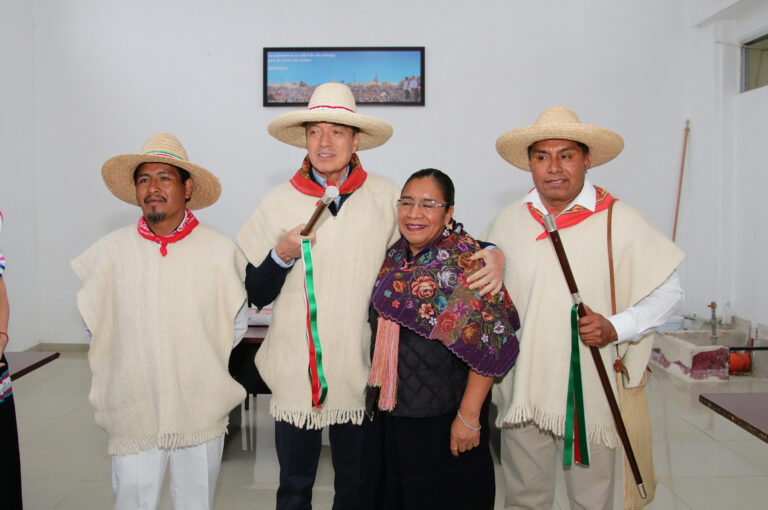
[371,221,520,376]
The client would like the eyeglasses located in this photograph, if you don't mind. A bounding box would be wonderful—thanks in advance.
[397,198,451,209]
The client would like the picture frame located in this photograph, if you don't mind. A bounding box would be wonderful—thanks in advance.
[263,47,425,106]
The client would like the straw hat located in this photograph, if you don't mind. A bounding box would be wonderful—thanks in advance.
[267,83,393,150]
[496,107,624,171]
[102,133,221,210]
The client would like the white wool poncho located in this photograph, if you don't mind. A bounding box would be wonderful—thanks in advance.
[72,225,247,455]
[485,200,685,448]
[237,174,400,429]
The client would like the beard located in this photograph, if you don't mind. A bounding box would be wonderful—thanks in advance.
[145,211,166,223]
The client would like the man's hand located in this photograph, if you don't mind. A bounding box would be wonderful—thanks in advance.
[578,304,618,347]
[467,248,505,297]
[274,224,316,263]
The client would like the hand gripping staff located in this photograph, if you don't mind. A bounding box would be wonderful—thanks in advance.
[542,214,647,500]
[299,185,339,409]
[300,185,339,236]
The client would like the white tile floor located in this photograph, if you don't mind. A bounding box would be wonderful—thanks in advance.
[12,351,768,509]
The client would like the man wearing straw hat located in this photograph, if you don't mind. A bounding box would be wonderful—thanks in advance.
[71,133,248,510]
[238,83,503,509]
[484,107,685,510]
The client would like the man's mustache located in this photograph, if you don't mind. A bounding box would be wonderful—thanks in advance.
[144,194,167,204]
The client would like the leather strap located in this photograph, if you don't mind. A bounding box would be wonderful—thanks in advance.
[607,200,617,315]
[608,200,629,380]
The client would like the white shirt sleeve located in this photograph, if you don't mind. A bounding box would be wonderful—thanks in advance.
[233,302,248,347]
[270,248,295,268]
[608,270,684,344]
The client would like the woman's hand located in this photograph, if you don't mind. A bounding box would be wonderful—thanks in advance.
[467,247,505,296]
[449,411,481,457]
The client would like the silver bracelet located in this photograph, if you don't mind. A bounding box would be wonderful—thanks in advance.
[456,410,481,431]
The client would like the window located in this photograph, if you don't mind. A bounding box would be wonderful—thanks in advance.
[742,33,768,92]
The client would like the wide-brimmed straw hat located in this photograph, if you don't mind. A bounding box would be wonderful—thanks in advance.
[496,107,624,171]
[101,133,221,210]
[267,82,393,150]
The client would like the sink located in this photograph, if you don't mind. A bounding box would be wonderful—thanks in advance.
[651,323,750,381]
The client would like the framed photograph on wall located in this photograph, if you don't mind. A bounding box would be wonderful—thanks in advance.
[263,47,425,106]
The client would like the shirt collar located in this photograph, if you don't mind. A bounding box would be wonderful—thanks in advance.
[310,166,350,188]
[146,209,188,242]
[171,209,189,235]
[521,178,597,216]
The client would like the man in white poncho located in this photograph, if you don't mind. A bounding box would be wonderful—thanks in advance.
[485,107,685,510]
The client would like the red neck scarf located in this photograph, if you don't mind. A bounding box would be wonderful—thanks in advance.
[137,209,199,256]
[527,186,616,240]
[289,153,368,197]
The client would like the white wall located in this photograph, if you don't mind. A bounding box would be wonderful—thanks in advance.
[4,0,763,347]
[727,4,768,325]
[681,0,768,326]
[0,1,38,351]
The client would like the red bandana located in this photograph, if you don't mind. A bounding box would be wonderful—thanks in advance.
[289,153,368,198]
[527,186,616,240]
[137,209,199,256]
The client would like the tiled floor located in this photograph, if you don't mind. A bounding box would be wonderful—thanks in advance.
[11,351,768,509]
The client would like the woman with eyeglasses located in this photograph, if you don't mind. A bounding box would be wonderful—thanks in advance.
[364,169,520,509]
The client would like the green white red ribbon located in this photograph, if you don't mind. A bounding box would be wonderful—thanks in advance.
[564,305,590,466]
[301,238,328,408]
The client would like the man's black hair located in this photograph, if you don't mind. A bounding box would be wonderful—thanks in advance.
[527,140,590,159]
[133,164,191,184]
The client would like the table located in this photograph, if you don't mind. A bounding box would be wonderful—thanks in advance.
[699,392,768,443]
[5,351,60,379]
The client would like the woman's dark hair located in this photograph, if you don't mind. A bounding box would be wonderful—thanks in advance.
[403,168,455,206]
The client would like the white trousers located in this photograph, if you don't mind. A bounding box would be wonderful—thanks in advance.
[500,425,616,510]
[111,434,225,510]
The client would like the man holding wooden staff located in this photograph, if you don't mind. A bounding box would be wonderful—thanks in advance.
[484,107,685,510]
[238,82,505,510]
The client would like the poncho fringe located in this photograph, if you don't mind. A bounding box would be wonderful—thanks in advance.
[499,403,621,449]
[109,421,229,456]
[270,401,365,430]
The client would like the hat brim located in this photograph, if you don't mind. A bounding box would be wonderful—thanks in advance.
[496,124,624,171]
[101,154,221,210]
[267,109,393,151]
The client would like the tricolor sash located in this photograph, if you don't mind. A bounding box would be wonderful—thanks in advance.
[300,238,328,408]
[563,305,590,466]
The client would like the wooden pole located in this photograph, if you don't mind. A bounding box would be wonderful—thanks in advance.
[672,119,690,242]
[543,214,647,499]
[300,186,339,236]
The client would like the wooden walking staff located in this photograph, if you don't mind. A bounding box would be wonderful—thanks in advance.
[300,185,339,235]
[542,214,647,499]
[672,119,690,242]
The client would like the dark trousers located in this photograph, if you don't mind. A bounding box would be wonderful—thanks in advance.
[275,419,369,510]
[365,404,495,510]
[1,355,23,509]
